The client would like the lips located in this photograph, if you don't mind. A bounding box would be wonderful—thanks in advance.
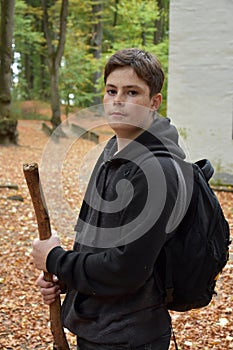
[110,111,127,117]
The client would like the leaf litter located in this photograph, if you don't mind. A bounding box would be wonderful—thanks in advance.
[0,120,232,349]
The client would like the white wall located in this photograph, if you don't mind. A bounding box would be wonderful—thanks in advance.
[167,0,233,179]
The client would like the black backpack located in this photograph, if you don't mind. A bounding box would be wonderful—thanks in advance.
[157,158,231,312]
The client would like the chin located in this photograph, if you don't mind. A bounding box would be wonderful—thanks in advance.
[109,122,142,138]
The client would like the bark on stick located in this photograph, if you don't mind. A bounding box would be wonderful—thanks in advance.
[23,163,70,350]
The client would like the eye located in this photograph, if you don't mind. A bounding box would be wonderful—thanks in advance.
[128,90,138,96]
[106,89,117,96]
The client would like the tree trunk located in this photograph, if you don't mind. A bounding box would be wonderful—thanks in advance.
[40,16,49,101]
[40,53,49,100]
[49,62,61,129]
[154,0,169,44]
[113,0,119,26]
[92,0,103,106]
[141,28,146,46]
[154,18,164,44]
[41,0,68,130]
[24,52,34,99]
[0,0,17,144]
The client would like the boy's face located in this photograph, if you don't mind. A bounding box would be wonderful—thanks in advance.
[103,66,162,139]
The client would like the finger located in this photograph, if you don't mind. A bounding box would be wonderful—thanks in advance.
[36,276,54,289]
[43,296,57,305]
[40,285,60,297]
[42,289,61,305]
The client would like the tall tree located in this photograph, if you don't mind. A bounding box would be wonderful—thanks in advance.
[13,0,47,101]
[24,0,48,100]
[112,0,119,26]
[0,0,17,144]
[41,0,68,129]
[154,0,169,44]
[91,0,103,105]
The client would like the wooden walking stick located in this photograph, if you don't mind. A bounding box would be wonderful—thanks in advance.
[23,163,70,350]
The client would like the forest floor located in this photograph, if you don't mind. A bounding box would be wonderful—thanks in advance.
[0,117,232,349]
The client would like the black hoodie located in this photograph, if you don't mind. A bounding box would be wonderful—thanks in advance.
[46,116,188,346]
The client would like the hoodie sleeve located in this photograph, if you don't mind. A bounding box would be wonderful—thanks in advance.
[46,157,179,296]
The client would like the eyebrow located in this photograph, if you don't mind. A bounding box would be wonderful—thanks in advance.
[105,84,143,89]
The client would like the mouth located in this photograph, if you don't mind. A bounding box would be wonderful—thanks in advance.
[110,111,127,117]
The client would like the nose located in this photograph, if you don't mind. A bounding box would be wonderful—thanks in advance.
[113,91,125,105]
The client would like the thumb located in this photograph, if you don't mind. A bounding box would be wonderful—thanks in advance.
[53,275,59,283]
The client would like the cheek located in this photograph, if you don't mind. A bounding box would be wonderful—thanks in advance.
[103,93,108,103]
[103,97,113,117]
[134,96,152,107]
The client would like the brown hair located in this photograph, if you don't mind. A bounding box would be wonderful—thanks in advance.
[104,48,165,97]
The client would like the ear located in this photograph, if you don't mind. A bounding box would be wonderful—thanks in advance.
[150,93,162,111]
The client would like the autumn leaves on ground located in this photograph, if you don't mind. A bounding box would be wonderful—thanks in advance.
[0,113,232,349]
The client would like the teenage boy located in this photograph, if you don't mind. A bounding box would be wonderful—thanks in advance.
[32,48,188,350]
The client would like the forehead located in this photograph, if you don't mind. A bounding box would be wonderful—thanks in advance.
[105,66,148,88]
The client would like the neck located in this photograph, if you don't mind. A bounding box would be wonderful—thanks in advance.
[115,118,154,152]
[116,126,148,152]
[116,137,132,152]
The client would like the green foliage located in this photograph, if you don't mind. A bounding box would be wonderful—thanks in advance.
[112,0,159,48]
[60,48,97,107]
[12,0,170,114]
[14,0,43,51]
[148,39,169,116]
[13,0,48,101]
[60,3,97,107]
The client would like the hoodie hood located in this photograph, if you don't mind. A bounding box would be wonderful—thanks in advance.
[103,116,186,162]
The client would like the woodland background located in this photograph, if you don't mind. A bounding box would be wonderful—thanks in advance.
[0,0,169,141]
